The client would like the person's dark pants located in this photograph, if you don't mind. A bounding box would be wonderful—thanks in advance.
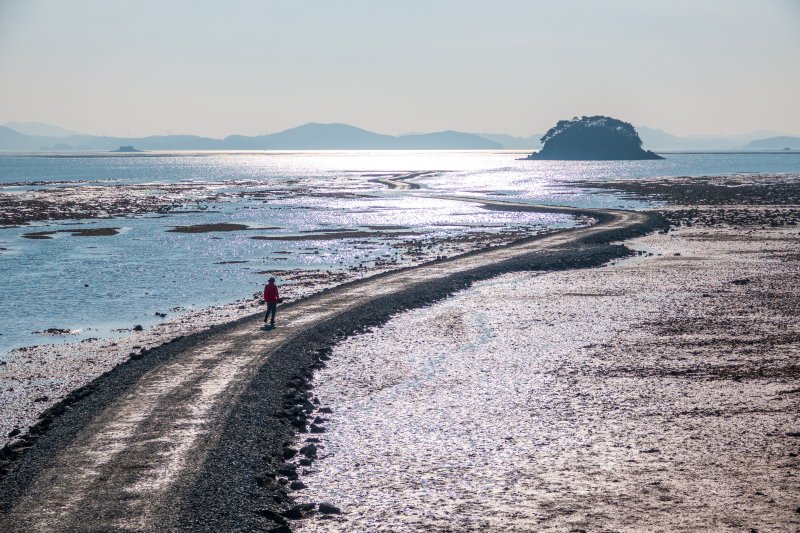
[264,301,277,324]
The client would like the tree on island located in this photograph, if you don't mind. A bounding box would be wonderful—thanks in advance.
[525,115,663,160]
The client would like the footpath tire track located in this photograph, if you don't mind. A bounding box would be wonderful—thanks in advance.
[0,194,663,532]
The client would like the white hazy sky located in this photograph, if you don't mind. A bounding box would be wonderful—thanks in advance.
[1,0,798,138]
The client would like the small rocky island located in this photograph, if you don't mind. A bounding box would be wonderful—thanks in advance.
[525,115,663,160]
[110,145,143,153]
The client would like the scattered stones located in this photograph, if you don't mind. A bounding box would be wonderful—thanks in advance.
[277,465,298,480]
[133,325,144,331]
[254,473,274,487]
[299,443,317,458]
[318,503,341,515]
[290,480,306,490]
[282,447,298,459]
[282,508,303,519]
[282,503,315,519]
[34,328,75,336]
[256,508,287,525]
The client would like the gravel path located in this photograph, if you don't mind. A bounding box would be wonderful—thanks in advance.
[0,201,661,532]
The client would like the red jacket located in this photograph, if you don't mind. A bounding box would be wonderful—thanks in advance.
[264,282,279,303]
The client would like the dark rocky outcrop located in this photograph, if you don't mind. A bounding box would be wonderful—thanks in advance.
[110,146,142,152]
[525,116,663,160]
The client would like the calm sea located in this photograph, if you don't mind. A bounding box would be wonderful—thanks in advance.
[1,150,799,354]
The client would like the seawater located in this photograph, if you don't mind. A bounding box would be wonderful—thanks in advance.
[1,150,799,355]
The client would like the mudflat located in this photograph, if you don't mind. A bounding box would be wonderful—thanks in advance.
[294,219,800,532]
[285,176,800,531]
[2,174,798,531]
[0,202,659,532]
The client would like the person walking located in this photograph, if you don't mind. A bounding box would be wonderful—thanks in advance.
[263,277,280,327]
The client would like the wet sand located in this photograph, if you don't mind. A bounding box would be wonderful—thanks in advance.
[0,269,368,448]
[576,173,800,206]
[0,204,657,532]
[2,171,798,530]
[0,212,572,452]
[0,178,369,226]
[293,219,800,532]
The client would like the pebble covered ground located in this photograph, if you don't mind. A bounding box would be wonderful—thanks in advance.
[292,219,800,532]
[0,224,572,449]
[0,269,357,447]
[0,171,579,450]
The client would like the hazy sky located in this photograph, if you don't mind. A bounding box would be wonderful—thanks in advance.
[1,0,798,138]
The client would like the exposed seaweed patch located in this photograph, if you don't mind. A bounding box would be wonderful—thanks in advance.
[20,232,55,240]
[21,227,120,239]
[574,173,800,206]
[68,227,120,237]
[167,223,254,233]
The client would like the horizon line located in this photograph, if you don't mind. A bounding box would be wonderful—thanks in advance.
[2,120,799,141]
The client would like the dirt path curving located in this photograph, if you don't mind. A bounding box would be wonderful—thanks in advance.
[0,200,662,532]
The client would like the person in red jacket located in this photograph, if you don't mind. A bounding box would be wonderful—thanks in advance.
[263,277,280,327]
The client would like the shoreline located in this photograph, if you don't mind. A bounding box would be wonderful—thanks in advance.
[0,170,578,354]
[293,220,800,531]
[0,193,584,446]
[0,203,663,531]
[3,171,798,529]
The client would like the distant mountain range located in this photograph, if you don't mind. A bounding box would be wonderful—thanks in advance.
[3,121,85,137]
[744,136,800,150]
[0,122,507,151]
[1,121,798,152]
[635,126,800,151]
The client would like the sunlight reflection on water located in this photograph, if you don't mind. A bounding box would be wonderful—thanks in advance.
[2,150,799,354]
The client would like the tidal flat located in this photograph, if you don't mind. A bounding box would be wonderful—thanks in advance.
[2,152,800,529]
[0,186,577,448]
[293,218,800,532]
